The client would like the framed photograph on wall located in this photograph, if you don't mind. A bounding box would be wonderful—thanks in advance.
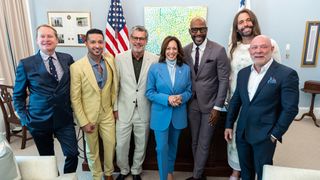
[48,11,91,46]
[301,21,320,67]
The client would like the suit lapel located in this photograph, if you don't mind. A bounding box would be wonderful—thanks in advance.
[55,53,68,89]
[138,52,149,86]
[185,45,197,78]
[82,57,100,93]
[159,63,173,92]
[103,54,116,83]
[251,61,278,102]
[125,51,137,83]
[173,65,183,92]
[197,43,211,76]
[242,67,251,103]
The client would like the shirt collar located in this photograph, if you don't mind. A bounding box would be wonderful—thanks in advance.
[40,51,57,61]
[251,58,274,73]
[88,54,103,67]
[192,38,208,51]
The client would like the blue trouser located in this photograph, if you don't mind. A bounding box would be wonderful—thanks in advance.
[154,123,181,180]
[237,134,277,180]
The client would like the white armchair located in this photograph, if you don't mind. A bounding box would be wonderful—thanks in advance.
[16,156,77,180]
[262,165,320,180]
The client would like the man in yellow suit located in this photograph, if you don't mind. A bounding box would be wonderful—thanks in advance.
[70,28,118,180]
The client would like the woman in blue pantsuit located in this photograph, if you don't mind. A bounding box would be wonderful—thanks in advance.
[145,36,192,180]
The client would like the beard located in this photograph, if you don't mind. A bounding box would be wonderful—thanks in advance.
[238,26,254,37]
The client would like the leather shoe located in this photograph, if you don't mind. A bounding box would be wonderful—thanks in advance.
[186,177,200,180]
[185,176,206,180]
[104,175,113,180]
[116,174,128,180]
[132,174,142,180]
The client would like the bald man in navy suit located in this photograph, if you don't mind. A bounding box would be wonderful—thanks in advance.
[225,35,299,180]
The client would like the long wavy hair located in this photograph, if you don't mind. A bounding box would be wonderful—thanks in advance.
[230,9,261,59]
[159,36,185,66]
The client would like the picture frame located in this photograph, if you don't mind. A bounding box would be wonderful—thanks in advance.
[48,11,91,46]
[301,21,320,67]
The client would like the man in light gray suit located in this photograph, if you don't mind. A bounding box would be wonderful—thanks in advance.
[184,17,230,180]
[114,25,158,180]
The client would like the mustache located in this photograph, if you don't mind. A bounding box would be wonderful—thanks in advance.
[239,25,253,32]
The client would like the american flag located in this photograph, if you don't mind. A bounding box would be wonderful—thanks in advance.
[105,0,129,57]
[239,0,251,10]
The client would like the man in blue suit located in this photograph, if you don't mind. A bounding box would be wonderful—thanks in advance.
[13,24,79,173]
[225,35,299,180]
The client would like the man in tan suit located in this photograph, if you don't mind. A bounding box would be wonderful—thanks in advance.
[70,29,118,180]
[114,25,158,180]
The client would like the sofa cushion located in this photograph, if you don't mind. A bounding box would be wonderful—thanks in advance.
[0,134,21,180]
[15,156,59,180]
[263,165,320,180]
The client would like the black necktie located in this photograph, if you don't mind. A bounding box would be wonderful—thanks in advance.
[48,56,59,81]
[194,46,200,74]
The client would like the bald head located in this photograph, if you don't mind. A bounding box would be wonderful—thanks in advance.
[190,16,207,27]
[249,35,274,71]
[251,35,272,46]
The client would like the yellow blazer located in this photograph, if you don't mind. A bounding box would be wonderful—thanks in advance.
[70,53,118,127]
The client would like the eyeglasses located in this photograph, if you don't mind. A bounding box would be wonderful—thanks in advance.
[131,36,147,41]
[190,27,208,33]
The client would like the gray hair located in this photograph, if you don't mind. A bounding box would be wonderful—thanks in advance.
[130,25,148,39]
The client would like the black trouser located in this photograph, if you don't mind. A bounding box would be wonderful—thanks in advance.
[29,122,79,173]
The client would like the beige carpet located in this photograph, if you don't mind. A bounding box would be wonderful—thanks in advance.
[10,118,320,179]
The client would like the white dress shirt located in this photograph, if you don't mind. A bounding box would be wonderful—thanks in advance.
[191,38,208,65]
[248,59,274,101]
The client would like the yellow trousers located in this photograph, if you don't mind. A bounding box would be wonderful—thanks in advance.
[84,107,115,180]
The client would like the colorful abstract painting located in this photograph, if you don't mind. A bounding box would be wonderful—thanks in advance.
[144,6,207,54]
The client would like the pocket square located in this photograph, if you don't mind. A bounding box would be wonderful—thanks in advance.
[267,76,277,84]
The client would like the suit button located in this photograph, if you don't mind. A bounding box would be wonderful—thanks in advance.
[133,101,136,103]
[136,89,138,92]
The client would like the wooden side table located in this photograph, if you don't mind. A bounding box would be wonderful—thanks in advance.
[295,80,320,127]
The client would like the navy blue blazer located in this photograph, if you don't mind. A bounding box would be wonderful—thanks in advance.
[13,51,74,130]
[145,62,192,131]
[225,60,299,144]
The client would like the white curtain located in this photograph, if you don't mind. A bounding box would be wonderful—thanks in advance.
[0,0,33,133]
[0,0,33,86]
